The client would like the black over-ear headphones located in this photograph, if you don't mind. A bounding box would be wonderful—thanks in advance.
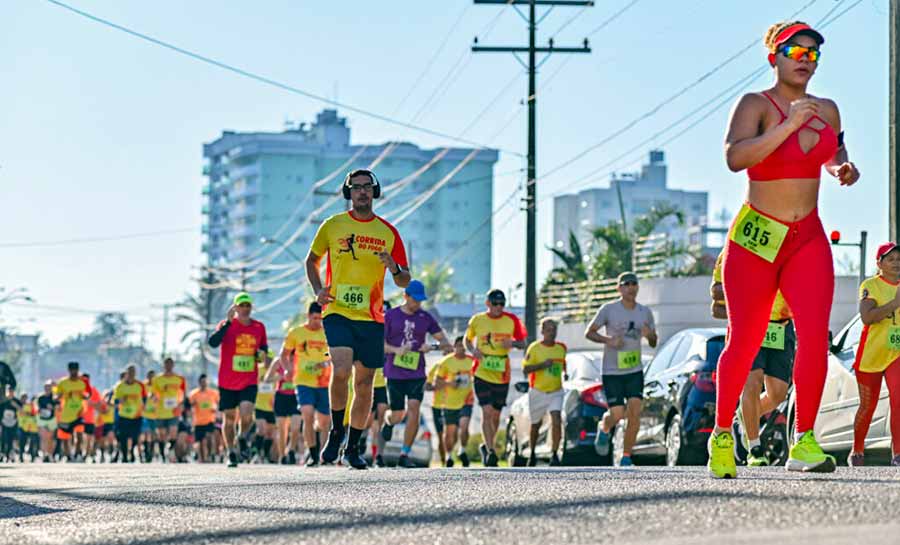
[341,169,382,200]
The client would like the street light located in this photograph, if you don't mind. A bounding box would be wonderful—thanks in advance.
[260,237,305,264]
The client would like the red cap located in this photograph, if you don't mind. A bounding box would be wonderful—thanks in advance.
[877,242,899,261]
[770,23,825,52]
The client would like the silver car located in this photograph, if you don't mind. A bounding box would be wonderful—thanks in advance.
[364,415,433,468]
[787,314,893,462]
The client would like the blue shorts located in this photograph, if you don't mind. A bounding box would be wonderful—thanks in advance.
[141,418,158,434]
[296,386,330,416]
[323,314,384,368]
[156,418,178,429]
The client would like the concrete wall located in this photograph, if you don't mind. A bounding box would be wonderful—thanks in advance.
[556,275,859,352]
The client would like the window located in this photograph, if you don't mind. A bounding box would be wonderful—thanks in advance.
[645,334,683,379]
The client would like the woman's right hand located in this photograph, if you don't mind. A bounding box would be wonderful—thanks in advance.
[786,98,819,130]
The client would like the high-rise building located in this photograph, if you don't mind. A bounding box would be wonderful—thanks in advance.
[202,110,499,338]
[552,150,708,266]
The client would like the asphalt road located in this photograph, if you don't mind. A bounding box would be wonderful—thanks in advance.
[2,463,900,545]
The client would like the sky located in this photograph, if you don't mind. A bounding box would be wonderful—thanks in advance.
[0,0,889,353]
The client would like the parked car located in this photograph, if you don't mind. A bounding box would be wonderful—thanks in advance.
[786,314,894,463]
[610,328,725,466]
[504,350,612,466]
[362,415,433,467]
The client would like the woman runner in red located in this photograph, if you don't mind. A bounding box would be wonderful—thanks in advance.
[708,21,860,478]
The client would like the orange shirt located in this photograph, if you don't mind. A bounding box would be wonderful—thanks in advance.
[189,388,219,426]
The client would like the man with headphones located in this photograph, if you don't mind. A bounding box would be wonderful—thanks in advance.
[305,168,410,469]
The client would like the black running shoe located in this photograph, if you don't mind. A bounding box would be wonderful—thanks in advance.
[304,450,319,467]
[380,422,394,443]
[550,453,561,467]
[397,454,417,468]
[479,444,489,465]
[287,450,297,465]
[342,447,368,470]
[486,450,499,467]
[227,451,239,468]
[458,451,470,467]
[375,454,385,467]
[445,457,455,468]
[527,455,537,467]
[320,429,344,464]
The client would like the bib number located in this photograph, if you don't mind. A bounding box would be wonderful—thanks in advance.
[888,326,900,351]
[729,204,789,263]
[66,398,83,411]
[258,383,275,394]
[163,397,179,410]
[199,401,212,410]
[120,404,137,418]
[302,361,321,375]
[482,355,507,373]
[762,323,786,350]
[395,351,421,371]
[617,351,641,370]
[281,381,294,390]
[232,355,255,373]
[39,409,52,419]
[336,285,369,310]
[548,362,563,377]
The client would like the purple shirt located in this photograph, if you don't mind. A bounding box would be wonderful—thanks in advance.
[383,306,442,380]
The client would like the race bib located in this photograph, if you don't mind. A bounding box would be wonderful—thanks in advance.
[232,355,255,373]
[163,397,179,410]
[39,408,52,419]
[66,398,83,411]
[762,322,786,350]
[199,401,212,410]
[336,284,369,310]
[548,362,563,377]
[729,204,789,263]
[888,326,900,351]
[3,410,15,422]
[481,355,507,373]
[120,404,137,418]
[258,383,275,394]
[302,361,321,375]
[281,381,294,391]
[395,351,421,371]
[617,351,641,370]
[455,374,470,387]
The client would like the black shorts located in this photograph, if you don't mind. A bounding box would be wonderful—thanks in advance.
[752,321,796,384]
[474,377,509,410]
[386,378,426,411]
[432,407,445,434]
[323,314,385,368]
[220,386,258,411]
[442,408,462,427]
[255,409,276,424]
[274,392,299,417]
[603,371,644,407]
[460,403,473,419]
[194,423,215,442]
[116,418,142,441]
[372,386,388,412]
[82,423,95,435]
[58,418,83,434]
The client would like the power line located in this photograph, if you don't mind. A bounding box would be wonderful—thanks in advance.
[0,227,196,249]
[43,0,524,158]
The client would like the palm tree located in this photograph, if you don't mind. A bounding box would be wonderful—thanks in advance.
[417,261,461,307]
[546,231,589,285]
[591,202,687,279]
[174,290,226,375]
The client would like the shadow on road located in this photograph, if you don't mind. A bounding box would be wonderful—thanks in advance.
[0,495,68,520]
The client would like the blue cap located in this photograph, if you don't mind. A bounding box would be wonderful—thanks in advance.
[405,280,428,302]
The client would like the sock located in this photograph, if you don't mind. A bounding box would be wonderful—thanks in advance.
[748,438,761,450]
[331,410,345,433]
[346,427,363,453]
[401,445,411,456]
[262,438,273,459]
[253,435,264,454]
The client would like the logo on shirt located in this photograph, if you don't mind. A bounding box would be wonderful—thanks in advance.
[235,333,258,356]
[338,234,359,260]
[403,319,416,346]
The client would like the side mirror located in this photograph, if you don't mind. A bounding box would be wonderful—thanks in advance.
[514,381,529,394]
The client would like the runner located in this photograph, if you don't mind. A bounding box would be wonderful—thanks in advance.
[430,336,475,467]
[56,361,90,462]
[254,352,276,463]
[36,380,58,463]
[0,386,22,461]
[17,394,38,462]
[523,318,568,467]
[369,367,389,467]
[849,242,900,466]
[151,357,187,463]
[208,291,269,468]
[79,373,103,463]
[586,272,658,467]
[98,390,117,463]
[465,288,527,466]
[305,168,410,469]
[188,374,219,463]
[712,252,795,466]
[380,280,452,468]
[426,363,447,465]
[114,365,146,463]
[457,391,474,467]
[141,369,159,462]
[712,20,859,478]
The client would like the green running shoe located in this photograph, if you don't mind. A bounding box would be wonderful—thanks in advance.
[708,431,737,479]
[786,430,835,473]
[747,447,770,467]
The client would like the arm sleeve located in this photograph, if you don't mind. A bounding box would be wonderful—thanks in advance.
[259,324,269,353]
[859,279,873,301]
[310,220,330,258]
[511,315,527,341]
[427,314,442,336]
[208,320,230,348]
[465,317,478,343]
[390,236,408,269]
[523,343,536,367]
[590,305,609,330]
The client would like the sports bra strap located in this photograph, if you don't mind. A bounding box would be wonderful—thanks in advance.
[762,92,787,120]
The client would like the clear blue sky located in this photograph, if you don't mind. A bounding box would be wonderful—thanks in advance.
[0,0,888,350]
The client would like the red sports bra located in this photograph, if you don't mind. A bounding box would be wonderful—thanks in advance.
[747,92,838,181]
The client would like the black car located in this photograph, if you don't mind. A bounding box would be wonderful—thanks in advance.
[505,351,612,466]
[609,328,725,466]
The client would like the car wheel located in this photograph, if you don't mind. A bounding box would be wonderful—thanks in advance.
[666,414,684,466]
[505,420,526,467]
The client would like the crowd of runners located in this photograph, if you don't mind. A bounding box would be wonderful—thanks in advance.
[7,19,900,477]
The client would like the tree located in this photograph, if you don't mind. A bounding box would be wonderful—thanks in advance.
[545,231,589,285]
[92,313,130,343]
[174,289,226,373]
[417,261,461,307]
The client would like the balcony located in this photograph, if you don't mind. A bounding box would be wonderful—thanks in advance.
[202,184,210,196]
[231,183,259,200]
[232,224,255,239]
[229,163,260,181]
[201,204,210,215]
[202,164,211,176]
[231,203,256,220]
[201,224,209,235]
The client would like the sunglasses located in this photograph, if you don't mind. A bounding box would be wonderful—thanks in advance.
[489,300,506,307]
[779,44,820,63]
[349,183,375,192]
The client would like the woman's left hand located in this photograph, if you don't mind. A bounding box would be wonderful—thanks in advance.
[834,162,860,186]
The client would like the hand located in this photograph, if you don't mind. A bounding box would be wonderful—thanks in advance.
[641,324,655,339]
[786,98,819,130]
[501,338,513,350]
[377,252,398,273]
[316,286,334,306]
[608,336,625,350]
[421,343,433,354]
[396,343,411,356]
[543,359,555,369]
[226,305,238,321]
[440,344,453,355]
[473,349,484,360]
[833,162,860,186]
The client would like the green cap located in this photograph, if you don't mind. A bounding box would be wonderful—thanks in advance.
[233,292,253,305]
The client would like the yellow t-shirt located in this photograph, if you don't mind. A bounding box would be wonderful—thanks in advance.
[283,324,331,388]
[310,211,408,323]
[524,341,567,393]
[57,376,88,424]
[431,354,475,410]
[18,403,37,433]
[114,381,146,420]
[151,374,186,419]
[855,275,900,373]
[255,365,275,412]
[466,311,527,385]
[143,380,158,420]
[713,251,791,321]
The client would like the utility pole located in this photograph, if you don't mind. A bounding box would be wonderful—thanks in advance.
[891,0,900,240]
[203,271,214,377]
[151,303,173,360]
[472,0,592,342]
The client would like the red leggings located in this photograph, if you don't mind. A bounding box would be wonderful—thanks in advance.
[853,360,900,455]
[716,205,833,432]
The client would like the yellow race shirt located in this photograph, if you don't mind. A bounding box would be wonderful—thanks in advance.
[524,341,567,393]
[310,211,408,323]
[713,251,791,321]
[255,365,275,412]
[143,380,158,420]
[466,311,527,385]
[855,275,900,373]
[284,324,331,388]
[57,376,88,424]
[114,381,147,420]
[431,354,475,410]
[18,403,37,433]
[151,374,186,419]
